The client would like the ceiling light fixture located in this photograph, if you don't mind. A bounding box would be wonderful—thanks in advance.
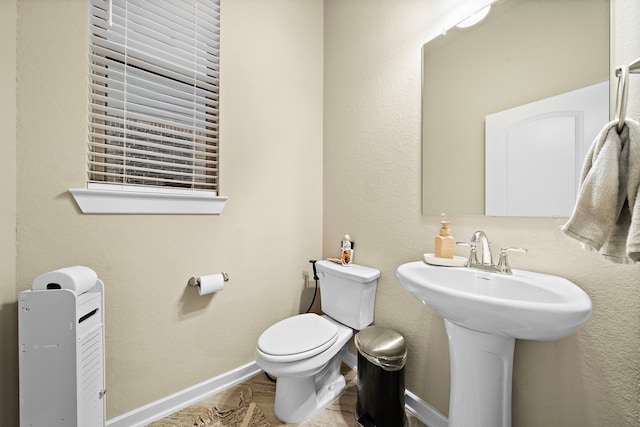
[456,5,491,28]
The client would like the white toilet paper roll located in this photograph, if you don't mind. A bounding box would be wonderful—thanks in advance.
[32,266,98,295]
[198,273,226,296]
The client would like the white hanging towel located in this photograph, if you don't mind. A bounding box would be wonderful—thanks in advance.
[562,119,640,263]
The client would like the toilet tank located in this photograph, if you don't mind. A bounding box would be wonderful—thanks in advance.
[315,260,380,330]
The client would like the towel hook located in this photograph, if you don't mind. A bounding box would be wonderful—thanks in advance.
[614,64,629,133]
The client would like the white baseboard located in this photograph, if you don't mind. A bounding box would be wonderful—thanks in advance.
[404,389,448,427]
[343,349,358,369]
[107,353,448,427]
[106,362,261,427]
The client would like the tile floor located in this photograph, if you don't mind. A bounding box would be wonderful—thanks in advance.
[150,364,427,426]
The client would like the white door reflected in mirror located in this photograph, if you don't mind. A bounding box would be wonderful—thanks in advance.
[485,81,609,217]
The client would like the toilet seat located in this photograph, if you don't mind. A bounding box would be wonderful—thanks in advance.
[258,313,339,362]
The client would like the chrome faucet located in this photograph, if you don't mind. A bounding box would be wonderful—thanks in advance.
[459,231,527,274]
[471,230,493,266]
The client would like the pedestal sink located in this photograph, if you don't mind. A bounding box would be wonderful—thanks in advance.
[396,261,592,427]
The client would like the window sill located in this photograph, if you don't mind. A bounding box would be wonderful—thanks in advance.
[69,185,228,215]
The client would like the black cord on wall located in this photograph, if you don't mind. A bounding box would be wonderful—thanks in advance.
[304,259,319,313]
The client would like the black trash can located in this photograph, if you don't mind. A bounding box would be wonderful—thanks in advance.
[355,326,407,427]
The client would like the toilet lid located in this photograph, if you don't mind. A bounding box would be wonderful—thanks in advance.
[258,313,339,362]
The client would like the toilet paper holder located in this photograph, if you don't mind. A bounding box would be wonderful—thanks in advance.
[188,273,229,288]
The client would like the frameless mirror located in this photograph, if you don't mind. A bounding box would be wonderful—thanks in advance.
[422,0,610,216]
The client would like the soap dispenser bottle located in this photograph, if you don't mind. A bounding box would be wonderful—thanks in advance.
[434,221,455,259]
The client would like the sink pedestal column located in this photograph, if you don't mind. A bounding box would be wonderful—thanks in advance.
[445,320,515,427]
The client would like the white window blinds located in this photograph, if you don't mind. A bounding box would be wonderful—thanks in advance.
[88,0,220,193]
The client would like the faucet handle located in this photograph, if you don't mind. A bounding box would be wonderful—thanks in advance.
[456,242,478,266]
[501,247,527,254]
[497,247,528,274]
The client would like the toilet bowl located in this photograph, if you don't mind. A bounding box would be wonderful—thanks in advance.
[257,314,352,423]
[256,260,380,424]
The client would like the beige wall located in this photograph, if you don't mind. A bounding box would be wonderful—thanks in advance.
[1,0,18,425]
[11,0,323,420]
[324,0,640,426]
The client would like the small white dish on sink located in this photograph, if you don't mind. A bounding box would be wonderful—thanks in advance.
[423,253,467,267]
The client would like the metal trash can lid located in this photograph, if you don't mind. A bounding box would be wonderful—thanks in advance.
[355,326,407,371]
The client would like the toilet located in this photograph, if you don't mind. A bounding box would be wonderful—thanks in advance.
[256,260,380,424]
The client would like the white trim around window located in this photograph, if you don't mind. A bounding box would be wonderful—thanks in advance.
[69,183,228,214]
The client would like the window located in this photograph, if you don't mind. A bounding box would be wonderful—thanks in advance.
[71,0,227,214]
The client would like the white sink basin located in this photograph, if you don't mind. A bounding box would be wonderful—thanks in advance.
[396,261,592,341]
